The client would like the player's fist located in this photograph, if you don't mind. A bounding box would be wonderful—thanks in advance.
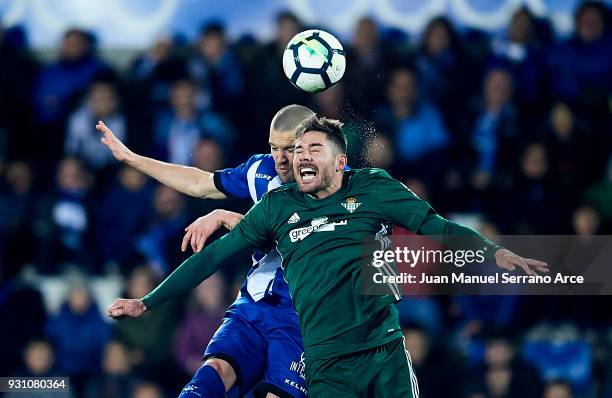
[106,298,147,319]
[96,120,134,164]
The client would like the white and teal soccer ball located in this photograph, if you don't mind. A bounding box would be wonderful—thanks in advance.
[282,29,346,93]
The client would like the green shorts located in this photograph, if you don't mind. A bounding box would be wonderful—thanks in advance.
[305,337,418,398]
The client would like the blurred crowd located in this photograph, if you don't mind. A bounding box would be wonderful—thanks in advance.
[0,1,611,397]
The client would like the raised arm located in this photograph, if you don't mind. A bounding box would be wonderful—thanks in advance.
[96,120,225,199]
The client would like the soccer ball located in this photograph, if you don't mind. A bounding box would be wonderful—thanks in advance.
[282,29,346,93]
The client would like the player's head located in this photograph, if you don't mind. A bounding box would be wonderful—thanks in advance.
[269,104,315,183]
[293,115,347,198]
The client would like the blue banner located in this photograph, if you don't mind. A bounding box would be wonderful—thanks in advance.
[1,0,609,48]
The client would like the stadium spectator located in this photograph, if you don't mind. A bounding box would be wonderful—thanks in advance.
[543,380,573,398]
[129,34,179,88]
[0,161,37,278]
[153,79,234,165]
[0,284,47,376]
[584,157,612,230]
[46,282,111,395]
[20,339,56,377]
[573,206,601,237]
[363,134,394,169]
[0,23,38,161]
[314,83,345,120]
[114,266,178,376]
[188,22,244,118]
[469,333,543,398]
[491,7,547,123]
[126,34,185,156]
[32,28,111,168]
[403,325,468,398]
[546,1,612,115]
[313,83,364,163]
[542,102,595,195]
[452,296,521,341]
[466,67,520,194]
[247,11,311,141]
[397,297,443,335]
[498,142,569,233]
[95,167,152,271]
[4,340,73,398]
[130,381,163,398]
[375,66,450,184]
[173,273,227,375]
[65,80,126,173]
[85,341,135,398]
[522,326,591,394]
[344,17,389,117]
[35,157,94,272]
[136,185,188,275]
[416,17,472,128]
[192,138,224,173]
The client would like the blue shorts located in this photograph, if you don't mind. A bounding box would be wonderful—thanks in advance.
[203,296,307,398]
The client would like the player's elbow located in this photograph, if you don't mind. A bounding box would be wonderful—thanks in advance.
[192,174,225,199]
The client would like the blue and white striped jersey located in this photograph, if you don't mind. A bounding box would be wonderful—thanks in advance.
[213,154,291,304]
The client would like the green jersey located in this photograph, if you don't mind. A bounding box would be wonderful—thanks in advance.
[142,168,498,360]
[239,168,431,359]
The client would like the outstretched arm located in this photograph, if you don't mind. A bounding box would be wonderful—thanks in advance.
[106,200,272,319]
[417,212,548,275]
[374,169,548,275]
[96,120,225,199]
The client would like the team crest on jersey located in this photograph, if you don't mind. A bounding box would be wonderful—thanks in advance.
[341,197,361,213]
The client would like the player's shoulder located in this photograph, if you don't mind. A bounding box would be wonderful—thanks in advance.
[268,181,298,195]
[348,167,393,182]
[232,153,276,178]
[259,181,298,203]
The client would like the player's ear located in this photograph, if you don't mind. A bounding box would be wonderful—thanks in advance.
[336,153,348,172]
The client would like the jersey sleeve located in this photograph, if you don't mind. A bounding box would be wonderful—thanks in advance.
[373,169,500,255]
[417,212,500,255]
[213,154,267,199]
[141,195,274,309]
[375,169,432,232]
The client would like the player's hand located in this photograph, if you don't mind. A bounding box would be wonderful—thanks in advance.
[97,120,134,164]
[494,248,549,276]
[181,209,244,253]
[106,298,147,319]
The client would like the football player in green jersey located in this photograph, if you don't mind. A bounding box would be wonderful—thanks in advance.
[108,115,548,397]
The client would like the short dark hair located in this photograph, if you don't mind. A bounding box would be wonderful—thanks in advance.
[276,10,300,26]
[296,115,347,154]
[201,21,225,37]
[270,104,315,133]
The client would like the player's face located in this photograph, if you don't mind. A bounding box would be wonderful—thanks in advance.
[269,129,296,183]
[294,131,346,197]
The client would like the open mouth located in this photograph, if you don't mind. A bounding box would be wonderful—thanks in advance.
[299,166,317,182]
